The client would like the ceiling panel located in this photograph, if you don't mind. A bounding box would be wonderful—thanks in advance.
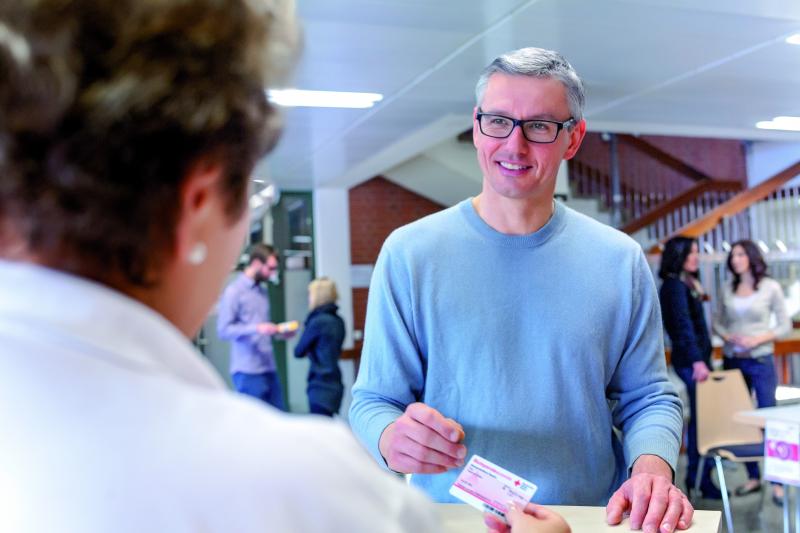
[264,0,800,189]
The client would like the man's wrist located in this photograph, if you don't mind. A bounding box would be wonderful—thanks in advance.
[631,454,674,481]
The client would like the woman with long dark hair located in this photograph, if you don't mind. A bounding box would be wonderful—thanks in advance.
[714,239,791,502]
[659,236,721,499]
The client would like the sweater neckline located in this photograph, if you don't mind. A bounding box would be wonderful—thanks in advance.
[459,198,566,248]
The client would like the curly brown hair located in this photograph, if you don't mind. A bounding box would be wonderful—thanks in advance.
[0,0,298,287]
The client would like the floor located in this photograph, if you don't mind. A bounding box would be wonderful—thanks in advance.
[676,454,788,532]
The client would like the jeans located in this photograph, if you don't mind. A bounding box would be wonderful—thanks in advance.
[232,371,285,411]
[674,365,716,489]
[723,355,778,480]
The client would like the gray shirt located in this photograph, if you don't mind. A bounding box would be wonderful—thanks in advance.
[713,277,791,358]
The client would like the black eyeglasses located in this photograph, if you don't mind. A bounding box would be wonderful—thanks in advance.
[476,110,576,144]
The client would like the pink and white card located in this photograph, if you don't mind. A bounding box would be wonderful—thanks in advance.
[449,454,538,522]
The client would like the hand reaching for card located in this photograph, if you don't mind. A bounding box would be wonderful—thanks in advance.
[484,503,571,533]
[378,402,466,474]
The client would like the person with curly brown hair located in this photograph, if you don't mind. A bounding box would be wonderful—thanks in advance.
[0,1,438,531]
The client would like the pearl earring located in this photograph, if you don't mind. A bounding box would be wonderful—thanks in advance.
[187,242,208,265]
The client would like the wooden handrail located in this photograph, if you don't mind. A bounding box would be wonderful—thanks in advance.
[618,134,713,183]
[620,179,742,235]
[649,160,800,253]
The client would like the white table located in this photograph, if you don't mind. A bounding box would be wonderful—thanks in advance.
[735,404,800,533]
[734,404,800,428]
[437,503,721,532]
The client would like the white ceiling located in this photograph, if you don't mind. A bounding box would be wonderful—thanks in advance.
[257,0,800,200]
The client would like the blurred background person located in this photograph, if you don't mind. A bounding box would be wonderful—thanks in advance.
[714,239,792,503]
[0,0,440,531]
[658,237,721,500]
[294,277,345,417]
[218,243,294,409]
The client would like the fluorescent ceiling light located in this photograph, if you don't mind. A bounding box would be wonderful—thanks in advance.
[267,89,383,109]
[787,33,800,45]
[756,116,800,131]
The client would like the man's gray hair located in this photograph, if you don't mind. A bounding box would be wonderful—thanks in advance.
[475,47,585,123]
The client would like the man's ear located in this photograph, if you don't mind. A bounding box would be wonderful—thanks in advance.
[174,158,225,264]
[563,119,587,160]
[472,106,480,149]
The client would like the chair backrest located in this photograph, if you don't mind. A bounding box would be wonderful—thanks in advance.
[696,369,764,454]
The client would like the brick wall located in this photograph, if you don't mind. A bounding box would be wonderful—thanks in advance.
[349,176,445,264]
[349,176,444,331]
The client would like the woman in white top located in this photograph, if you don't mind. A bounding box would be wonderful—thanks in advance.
[713,239,792,502]
[0,2,441,532]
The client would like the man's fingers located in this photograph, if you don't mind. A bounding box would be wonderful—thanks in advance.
[380,403,467,474]
[446,417,466,440]
[606,488,629,525]
[398,416,465,461]
[628,480,652,530]
[676,493,694,530]
[658,488,685,533]
[407,402,463,442]
[390,452,448,474]
[397,436,462,467]
[641,481,670,533]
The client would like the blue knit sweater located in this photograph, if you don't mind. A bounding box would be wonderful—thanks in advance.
[349,199,682,505]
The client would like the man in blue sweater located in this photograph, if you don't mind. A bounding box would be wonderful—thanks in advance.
[349,47,692,533]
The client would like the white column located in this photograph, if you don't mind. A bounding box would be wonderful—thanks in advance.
[312,187,357,419]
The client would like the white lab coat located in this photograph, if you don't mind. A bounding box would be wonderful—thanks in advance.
[0,261,439,533]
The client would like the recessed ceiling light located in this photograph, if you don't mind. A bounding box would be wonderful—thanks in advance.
[756,116,800,131]
[267,89,383,109]
[786,33,800,45]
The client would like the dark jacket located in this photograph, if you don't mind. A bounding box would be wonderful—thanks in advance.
[659,275,712,368]
[294,303,345,413]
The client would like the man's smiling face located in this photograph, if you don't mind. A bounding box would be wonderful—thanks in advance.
[473,73,584,203]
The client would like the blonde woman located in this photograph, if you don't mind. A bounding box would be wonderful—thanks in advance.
[294,278,346,416]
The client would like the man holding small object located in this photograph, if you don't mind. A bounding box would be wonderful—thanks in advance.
[350,47,692,533]
[218,243,295,409]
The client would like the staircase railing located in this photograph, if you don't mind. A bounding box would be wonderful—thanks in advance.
[569,159,690,222]
[621,179,742,240]
[648,160,800,253]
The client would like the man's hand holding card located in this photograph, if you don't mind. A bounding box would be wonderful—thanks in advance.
[379,402,466,474]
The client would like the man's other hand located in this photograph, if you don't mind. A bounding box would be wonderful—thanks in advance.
[606,455,693,533]
[378,402,466,474]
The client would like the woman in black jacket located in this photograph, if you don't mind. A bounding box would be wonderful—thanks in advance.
[294,278,346,416]
[659,236,722,499]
